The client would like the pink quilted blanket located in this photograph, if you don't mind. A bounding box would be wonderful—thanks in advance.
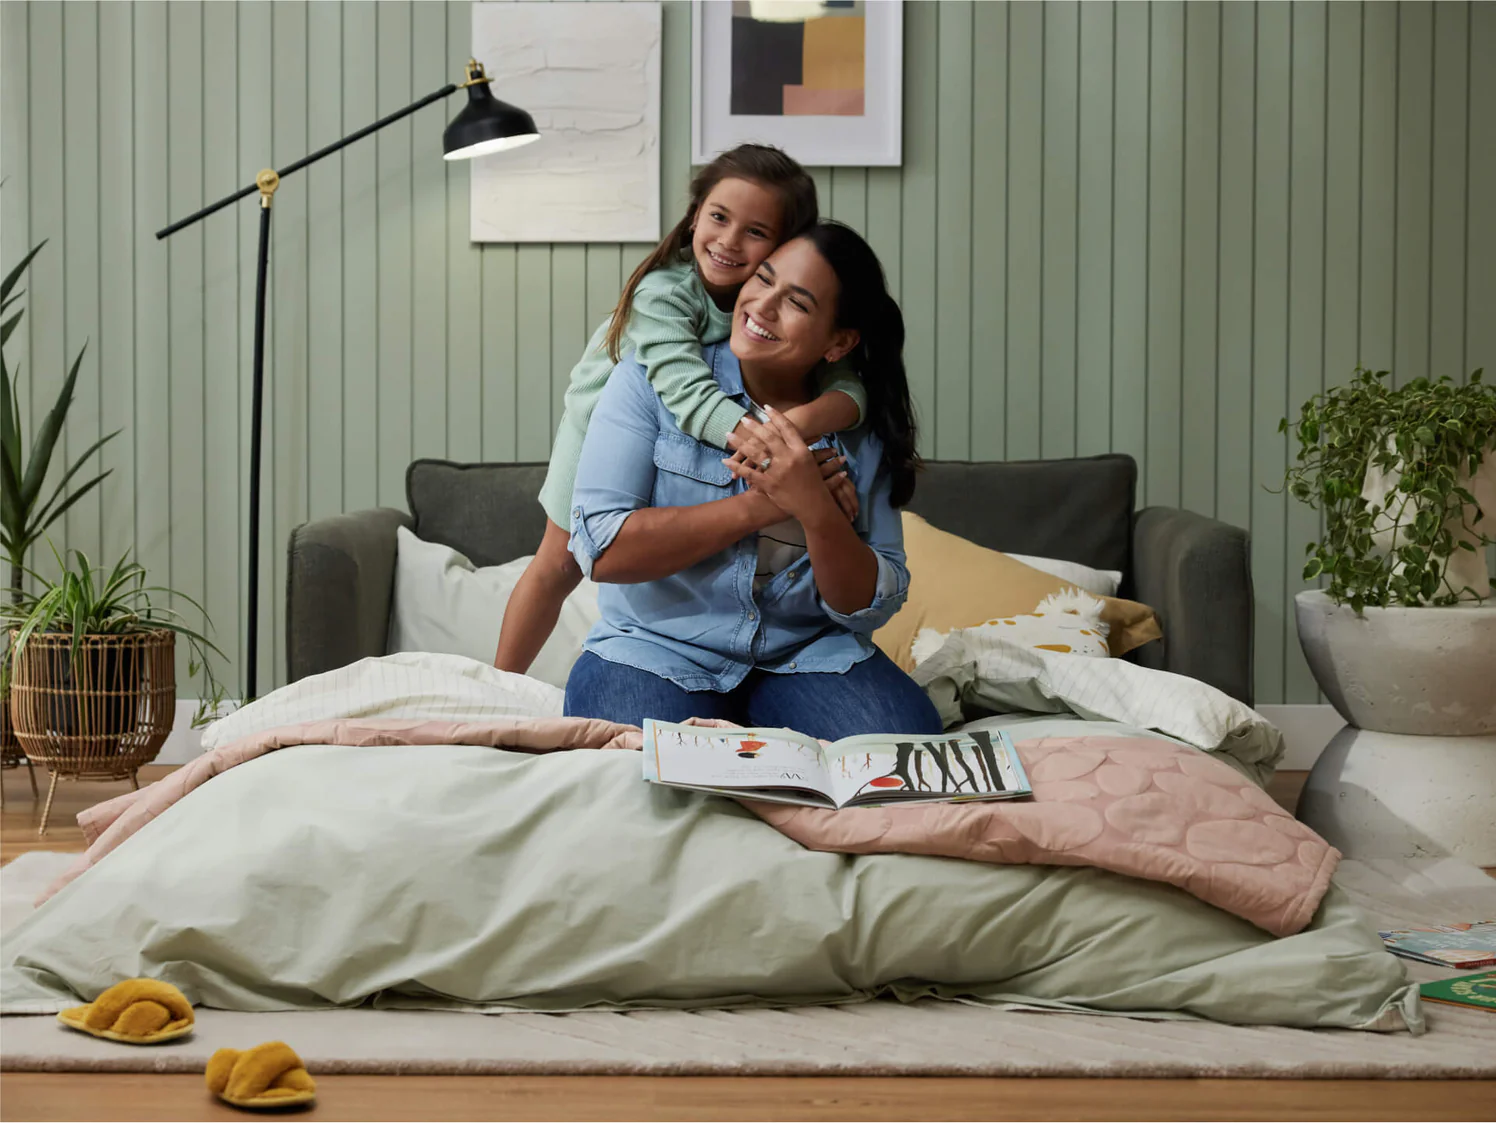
[743,735,1340,937]
[45,721,1338,936]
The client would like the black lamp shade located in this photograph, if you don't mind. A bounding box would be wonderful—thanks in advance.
[443,82,540,161]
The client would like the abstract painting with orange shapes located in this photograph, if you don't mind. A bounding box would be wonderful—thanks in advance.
[730,1,866,117]
[692,0,902,166]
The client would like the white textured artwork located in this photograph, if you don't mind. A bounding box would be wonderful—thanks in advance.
[470,2,661,243]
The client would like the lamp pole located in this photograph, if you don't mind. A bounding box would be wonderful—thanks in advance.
[244,169,277,703]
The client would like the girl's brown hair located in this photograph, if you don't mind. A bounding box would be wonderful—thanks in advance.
[602,144,819,362]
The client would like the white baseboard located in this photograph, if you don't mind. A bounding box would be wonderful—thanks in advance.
[1257,704,1346,771]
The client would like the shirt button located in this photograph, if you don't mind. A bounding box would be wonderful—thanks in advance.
[572,507,581,519]
[748,610,757,621]
[788,662,797,670]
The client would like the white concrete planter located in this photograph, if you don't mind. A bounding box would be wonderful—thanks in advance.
[1297,727,1496,863]
[1295,592,1496,736]
[1294,591,1496,863]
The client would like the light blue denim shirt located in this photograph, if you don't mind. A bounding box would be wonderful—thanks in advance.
[568,343,909,692]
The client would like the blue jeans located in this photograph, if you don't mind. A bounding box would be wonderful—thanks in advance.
[564,648,944,740]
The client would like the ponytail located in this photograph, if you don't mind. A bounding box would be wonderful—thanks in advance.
[804,222,922,507]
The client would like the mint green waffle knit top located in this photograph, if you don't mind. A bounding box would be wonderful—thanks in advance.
[538,255,867,529]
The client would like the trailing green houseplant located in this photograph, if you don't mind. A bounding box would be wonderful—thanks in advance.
[1,545,230,728]
[1,239,119,603]
[1279,367,1496,612]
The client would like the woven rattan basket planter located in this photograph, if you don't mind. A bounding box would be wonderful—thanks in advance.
[8,629,175,834]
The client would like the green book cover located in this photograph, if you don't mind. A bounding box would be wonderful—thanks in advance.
[1418,971,1496,1014]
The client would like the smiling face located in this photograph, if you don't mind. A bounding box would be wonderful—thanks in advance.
[730,237,859,380]
[690,177,785,298]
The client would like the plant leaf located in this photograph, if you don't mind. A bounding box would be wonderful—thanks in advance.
[0,241,45,308]
[27,472,111,539]
[26,430,120,533]
[0,308,22,350]
[0,448,22,545]
[20,342,88,509]
[0,359,21,498]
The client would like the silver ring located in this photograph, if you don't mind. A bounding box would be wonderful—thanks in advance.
[759,456,772,471]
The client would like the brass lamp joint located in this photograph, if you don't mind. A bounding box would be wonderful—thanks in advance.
[256,169,280,208]
[459,58,494,88]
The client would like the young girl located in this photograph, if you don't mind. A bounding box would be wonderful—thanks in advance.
[495,144,868,675]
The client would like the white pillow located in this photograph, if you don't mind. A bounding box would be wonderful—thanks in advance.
[1005,554,1122,598]
[201,651,564,751]
[387,527,601,690]
[909,627,1283,776]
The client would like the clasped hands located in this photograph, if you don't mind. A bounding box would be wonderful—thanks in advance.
[723,407,859,526]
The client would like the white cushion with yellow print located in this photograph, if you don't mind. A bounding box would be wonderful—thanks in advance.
[911,589,1111,666]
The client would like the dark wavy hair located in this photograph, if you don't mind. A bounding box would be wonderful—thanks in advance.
[603,144,819,362]
[802,221,922,508]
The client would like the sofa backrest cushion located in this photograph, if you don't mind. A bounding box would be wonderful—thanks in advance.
[903,457,1135,573]
[407,461,552,569]
[406,453,1137,574]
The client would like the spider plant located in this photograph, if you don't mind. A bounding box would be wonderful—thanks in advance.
[0,545,229,727]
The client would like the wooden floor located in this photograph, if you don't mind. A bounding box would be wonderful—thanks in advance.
[5,1073,1496,1123]
[3,763,1492,1123]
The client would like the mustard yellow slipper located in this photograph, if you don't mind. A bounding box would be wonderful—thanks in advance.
[57,978,195,1044]
[206,1042,317,1110]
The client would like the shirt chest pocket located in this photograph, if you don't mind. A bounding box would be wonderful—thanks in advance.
[652,433,736,507]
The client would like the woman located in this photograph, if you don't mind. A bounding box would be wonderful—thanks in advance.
[563,222,941,739]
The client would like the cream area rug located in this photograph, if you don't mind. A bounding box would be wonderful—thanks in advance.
[2,853,1493,1078]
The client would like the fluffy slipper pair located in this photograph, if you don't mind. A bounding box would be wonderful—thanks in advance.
[58,978,316,1110]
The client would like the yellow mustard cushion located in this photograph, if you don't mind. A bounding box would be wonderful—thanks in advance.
[206,1041,318,1109]
[56,978,195,1044]
[873,512,1162,671]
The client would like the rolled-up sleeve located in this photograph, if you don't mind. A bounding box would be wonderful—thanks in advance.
[818,447,910,634]
[568,360,661,578]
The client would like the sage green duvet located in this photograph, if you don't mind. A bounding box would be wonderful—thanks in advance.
[1,742,1419,1031]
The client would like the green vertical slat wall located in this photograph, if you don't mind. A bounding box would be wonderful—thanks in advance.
[1285,0,1327,705]
[1005,0,1041,463]
[2,0,1491,702]
[1074,0,1113,464]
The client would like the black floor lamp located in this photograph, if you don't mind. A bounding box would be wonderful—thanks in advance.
[157,60,538,703]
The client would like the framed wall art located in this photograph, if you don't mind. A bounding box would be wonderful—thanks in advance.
[470,1,661,242]
[691,0,903,167]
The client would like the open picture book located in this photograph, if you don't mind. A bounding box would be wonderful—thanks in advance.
[642,719,1032,809]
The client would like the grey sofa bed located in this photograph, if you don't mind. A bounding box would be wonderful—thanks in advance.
[286,454,1255,705]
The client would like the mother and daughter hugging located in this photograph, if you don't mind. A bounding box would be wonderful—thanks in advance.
[493,144,944,741]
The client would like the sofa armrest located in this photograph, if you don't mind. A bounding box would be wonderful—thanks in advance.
[286,508,412,684]
[1130,507,1254,706]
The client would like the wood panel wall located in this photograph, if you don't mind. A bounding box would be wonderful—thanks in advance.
[3,0,1492,701]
